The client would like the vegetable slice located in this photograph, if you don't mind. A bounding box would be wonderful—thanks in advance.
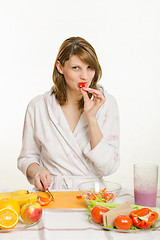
[84,188,115,203]
[78,82,87,88]
[130,208,159,229]
[37,196,53,206]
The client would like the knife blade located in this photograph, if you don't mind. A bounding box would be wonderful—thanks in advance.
[40,181,54,199]
[47,188,54,199]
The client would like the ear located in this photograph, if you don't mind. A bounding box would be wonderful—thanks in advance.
[56,61,63,74]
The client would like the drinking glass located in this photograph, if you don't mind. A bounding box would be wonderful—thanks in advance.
[134,163,158,207]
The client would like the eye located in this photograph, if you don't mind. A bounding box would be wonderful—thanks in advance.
[87,65,93,69]
[72,66,79,70]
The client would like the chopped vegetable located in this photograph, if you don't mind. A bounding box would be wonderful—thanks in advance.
[130,208,159,229]
[37,196,53,206]
[78,82,87,88]
[84,188,115,203]
[76,195,83,199]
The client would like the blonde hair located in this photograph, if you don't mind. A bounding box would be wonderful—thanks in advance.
[52,37,102,109]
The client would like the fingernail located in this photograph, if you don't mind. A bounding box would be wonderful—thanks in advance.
[44,185,48,189]
[48,183,50,187]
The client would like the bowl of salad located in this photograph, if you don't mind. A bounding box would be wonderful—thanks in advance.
[78,181,122,203]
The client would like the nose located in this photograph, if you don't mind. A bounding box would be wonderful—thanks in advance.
[80,69,88,80]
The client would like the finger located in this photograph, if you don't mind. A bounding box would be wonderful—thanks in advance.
[82,87,105,100]
[34,171,49,191]
[91,92,105,103]
[80,88,90,102]
[96,93,105,102]
[40,174,49,190]
[82,87,98,94]
[46,172,52,188]
[92,93,105,110]
[34,175,44,191]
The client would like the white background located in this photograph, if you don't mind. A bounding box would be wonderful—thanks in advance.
[0,0,160,191]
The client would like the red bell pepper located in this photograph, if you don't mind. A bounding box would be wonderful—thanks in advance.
[76,195,83,199]
[78,82,87,88]
[37,195,53,206]
[130,208,159,229]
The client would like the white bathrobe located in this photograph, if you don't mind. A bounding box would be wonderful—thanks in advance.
[17,87,120,190]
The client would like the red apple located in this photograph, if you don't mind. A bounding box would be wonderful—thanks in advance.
[21,202,42,224]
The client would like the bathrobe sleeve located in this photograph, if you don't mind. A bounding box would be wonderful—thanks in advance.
[17,99,41,182]
[83,93,120,176]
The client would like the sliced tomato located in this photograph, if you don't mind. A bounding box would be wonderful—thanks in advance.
[37,196,53,206]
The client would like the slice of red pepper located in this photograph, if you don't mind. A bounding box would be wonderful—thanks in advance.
[76,195,83,199]
[37,195,54,206]
[130,208,159,229]
[78,82,87,88]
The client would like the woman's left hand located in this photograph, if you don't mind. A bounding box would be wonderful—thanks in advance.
[80,87,105,121]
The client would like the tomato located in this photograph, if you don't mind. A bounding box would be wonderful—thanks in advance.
[114,215,133,230]
[91,206,109,224]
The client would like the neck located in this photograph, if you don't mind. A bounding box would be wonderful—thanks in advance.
[66,88,82,106]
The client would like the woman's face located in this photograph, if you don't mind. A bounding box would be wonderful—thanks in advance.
[56,55,95,92]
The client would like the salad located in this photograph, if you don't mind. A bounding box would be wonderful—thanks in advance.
[83,188,116,203]
[87,200,160,232]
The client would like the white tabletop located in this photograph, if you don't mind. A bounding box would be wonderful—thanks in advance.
[0,189,160,240]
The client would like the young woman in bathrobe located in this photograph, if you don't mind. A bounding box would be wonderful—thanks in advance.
[17,37,120,190]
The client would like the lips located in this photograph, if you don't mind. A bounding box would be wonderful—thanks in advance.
[78,82,87,88]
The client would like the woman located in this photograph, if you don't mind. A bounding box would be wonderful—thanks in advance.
[17,37,120,191]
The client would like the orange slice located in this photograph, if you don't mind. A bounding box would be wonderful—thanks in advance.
[0,208,19,230]
[37,196,53,206]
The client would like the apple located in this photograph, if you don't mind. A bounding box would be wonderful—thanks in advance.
[21,202,42,224]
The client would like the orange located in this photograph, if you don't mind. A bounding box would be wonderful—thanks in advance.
[0,208,19,230]
[0,199,20,216]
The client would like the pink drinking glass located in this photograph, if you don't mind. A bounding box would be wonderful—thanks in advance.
[134,163,159,207]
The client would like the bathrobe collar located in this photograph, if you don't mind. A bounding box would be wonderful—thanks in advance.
[44,89,90,169]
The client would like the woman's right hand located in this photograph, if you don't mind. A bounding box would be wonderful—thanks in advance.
[27,163,51,191]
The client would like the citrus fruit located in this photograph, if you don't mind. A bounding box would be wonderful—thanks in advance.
[0,208,19,230]
[0,199,20,216]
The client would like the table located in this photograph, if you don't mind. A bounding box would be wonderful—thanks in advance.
[0,188,160,240]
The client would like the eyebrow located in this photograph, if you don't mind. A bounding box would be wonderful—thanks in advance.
[71,63,81,65]
[71,63,89,67]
